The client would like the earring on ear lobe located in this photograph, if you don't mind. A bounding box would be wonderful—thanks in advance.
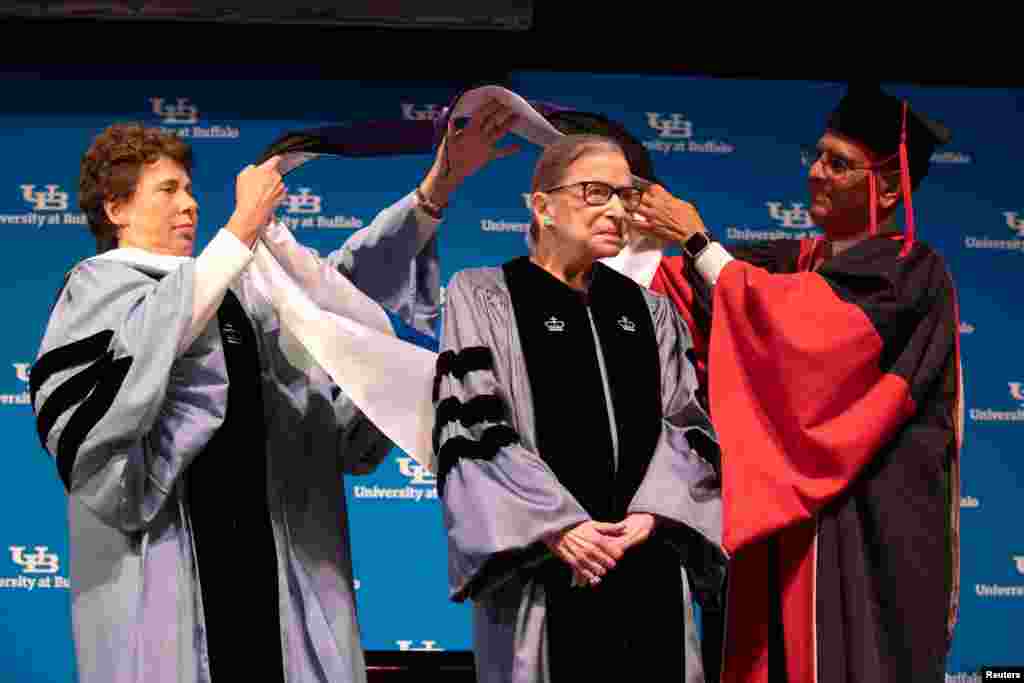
[542,216,553,227]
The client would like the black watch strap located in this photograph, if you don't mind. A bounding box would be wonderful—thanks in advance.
[683,231,712,259]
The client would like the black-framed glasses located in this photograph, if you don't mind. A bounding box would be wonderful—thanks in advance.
[543,181,643,210]
[800,145,898,178]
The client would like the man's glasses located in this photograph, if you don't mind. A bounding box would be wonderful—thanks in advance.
[801,145,898,178]
[543,181,643,211]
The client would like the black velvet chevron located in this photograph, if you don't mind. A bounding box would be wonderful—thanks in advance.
[433,394,508,458]
[436,424,520,497]
[432,346,494,401]
[31,329,134,491]
[30,329,115,409]
[436,395,506,430]
[55,356,132,490]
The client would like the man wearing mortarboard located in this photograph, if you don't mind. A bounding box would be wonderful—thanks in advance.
[628,82,963,683]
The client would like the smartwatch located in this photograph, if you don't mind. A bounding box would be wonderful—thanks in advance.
[683,230,712,260]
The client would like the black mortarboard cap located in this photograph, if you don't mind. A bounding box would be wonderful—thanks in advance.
[825,82,952,189]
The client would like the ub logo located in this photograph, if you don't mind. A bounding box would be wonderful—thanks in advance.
[284,188,322,215]
[397,456,437,487]
[150,97,199,125]
[396,640,444,652]
[1004,212,1024,237]
[646,113,694,139]
[401,103,443,121]
[20,185,68,211]
[1010,383,1024,403]
[766,202,814,229]
[10,546,59,574]
[13,363,30,383]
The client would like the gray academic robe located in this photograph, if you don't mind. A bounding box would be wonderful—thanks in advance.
[434,260,725,683]
[31,192,439,683]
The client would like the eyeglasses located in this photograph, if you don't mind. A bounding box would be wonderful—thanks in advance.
[542,181,643,211]
[801,145,898,178]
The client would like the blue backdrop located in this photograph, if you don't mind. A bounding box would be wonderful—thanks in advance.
[0,72,1019,682]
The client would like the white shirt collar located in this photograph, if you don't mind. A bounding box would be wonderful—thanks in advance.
[88,247,192,275]
[599,233,666,288]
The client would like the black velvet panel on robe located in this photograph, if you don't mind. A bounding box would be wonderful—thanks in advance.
[502,257,686,680]
[186,290,284,682]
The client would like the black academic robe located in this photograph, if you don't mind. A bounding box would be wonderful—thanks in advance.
[652,235,962,683]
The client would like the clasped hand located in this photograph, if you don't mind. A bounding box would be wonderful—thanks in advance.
[542,513,657,588]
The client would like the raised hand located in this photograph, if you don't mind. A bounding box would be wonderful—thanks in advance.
[227,154,285,247]
[629,184,707,245]
[419,98,521,208]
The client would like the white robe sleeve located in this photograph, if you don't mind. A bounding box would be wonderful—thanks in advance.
[185,228,255,353]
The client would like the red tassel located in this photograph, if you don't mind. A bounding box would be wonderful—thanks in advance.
[868,172,878,236]
[797,236,827,271]
[899,100,915,257]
